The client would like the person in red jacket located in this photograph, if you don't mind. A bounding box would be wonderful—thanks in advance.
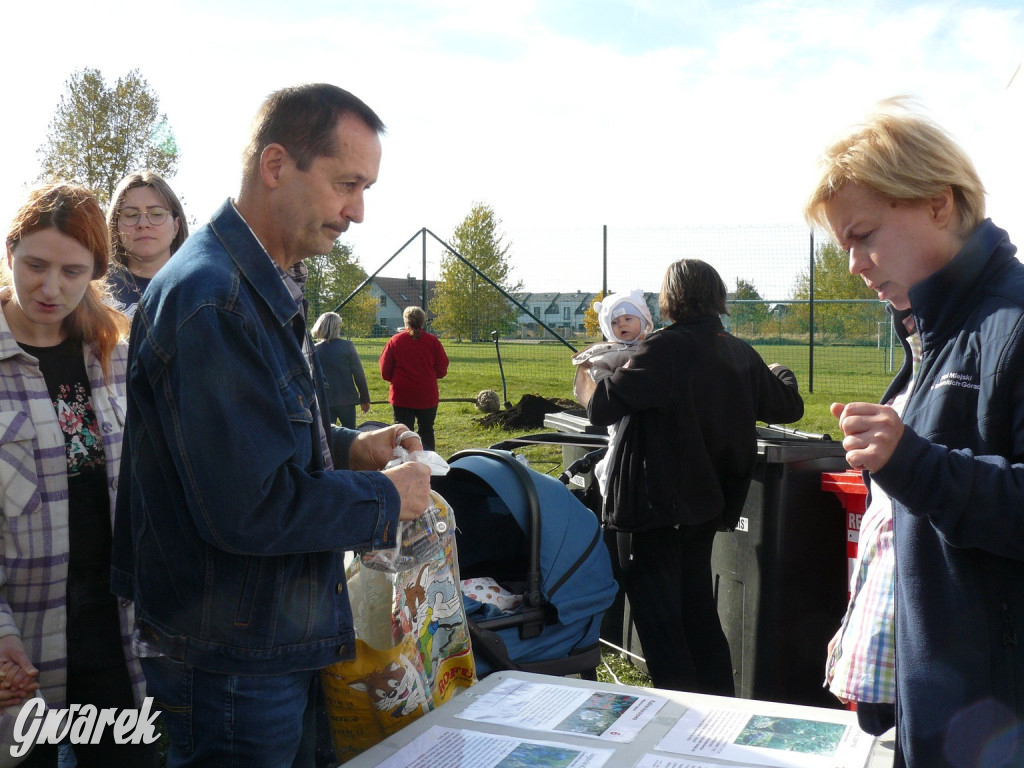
[379,306,449,451]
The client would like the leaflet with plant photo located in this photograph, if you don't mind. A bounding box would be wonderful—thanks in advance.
[633,756,763,768]
[455,678,667,742]
[656,705,874,768]
[371,725,614,768]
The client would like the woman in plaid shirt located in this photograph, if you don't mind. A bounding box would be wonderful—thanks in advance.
[0,184,155,767]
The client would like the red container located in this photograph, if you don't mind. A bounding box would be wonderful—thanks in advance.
[820,470,867,600]
[821,469,868,712]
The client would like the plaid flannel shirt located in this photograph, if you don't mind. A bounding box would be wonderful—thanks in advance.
[826,486,897,703]
[0,293,145,713]
[826,332,921,704]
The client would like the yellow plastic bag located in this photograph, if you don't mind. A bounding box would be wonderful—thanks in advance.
[322,490,476,762]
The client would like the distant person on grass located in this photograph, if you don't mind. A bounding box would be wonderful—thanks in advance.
[312,311,370,428]
[111,83,432,768]
[379,305,449,451]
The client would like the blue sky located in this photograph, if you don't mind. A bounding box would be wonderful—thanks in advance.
[1,0,1021,294]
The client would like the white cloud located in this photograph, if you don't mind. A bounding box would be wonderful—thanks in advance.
[1,0,1022,294]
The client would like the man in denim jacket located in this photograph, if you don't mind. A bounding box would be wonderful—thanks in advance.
[111,84,432,767]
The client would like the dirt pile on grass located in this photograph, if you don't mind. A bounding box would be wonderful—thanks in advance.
[476,394,579,430]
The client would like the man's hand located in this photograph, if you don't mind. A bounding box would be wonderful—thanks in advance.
[350,423,424,470]
[359,402,371,414]
[382,461,433,521]
[831,402,904,473]
[0,634,39,710]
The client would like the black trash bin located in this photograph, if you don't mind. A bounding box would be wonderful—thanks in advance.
[712,425,850,708]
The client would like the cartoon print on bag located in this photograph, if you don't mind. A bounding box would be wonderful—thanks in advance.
[348,655,430,718]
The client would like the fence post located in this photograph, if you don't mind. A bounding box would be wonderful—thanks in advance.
[808,230,815,394]
[889,317,896,373]
[421,229,428,317]
[602,224,608,298]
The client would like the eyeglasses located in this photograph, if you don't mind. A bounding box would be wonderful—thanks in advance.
[119,207,171,227]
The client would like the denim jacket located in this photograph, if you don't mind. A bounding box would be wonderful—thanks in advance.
[111,200,401,675]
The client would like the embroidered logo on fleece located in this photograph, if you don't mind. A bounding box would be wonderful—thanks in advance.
[932,371,980,391]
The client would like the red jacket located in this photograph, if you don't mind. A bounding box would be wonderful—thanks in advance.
[379,330,449,409]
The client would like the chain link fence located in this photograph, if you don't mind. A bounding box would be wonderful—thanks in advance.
[346,225,899,402]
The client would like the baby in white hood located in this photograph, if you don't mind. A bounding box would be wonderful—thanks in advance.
[572,290,654,495]
[576,290,654,378]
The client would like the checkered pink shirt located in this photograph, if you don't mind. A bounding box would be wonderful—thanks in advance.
[0,294,145,715]
[825,331,921,704]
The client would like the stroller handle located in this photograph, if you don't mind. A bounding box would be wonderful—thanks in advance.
[559,446,608,484]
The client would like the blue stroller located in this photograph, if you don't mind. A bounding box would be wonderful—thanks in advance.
[432,449,618,679]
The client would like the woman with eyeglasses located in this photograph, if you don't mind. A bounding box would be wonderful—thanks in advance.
[106,171,188,319]
[0,183,157,766]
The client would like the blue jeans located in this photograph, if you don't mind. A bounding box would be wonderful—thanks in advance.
[141,656,316,768]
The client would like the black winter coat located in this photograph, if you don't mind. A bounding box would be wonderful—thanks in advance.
[587,315,804,531]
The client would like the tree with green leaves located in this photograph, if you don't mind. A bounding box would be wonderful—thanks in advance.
[305,242,378,336]
[789,241,882,342]
[37,68,179,204]
[431,203,521,342]
[730,278,768,338]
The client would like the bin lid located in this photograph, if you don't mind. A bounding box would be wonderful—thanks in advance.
[757,439,848,462]
[542,412,608,435]
[753,424,847,462]
[821,470,867,495]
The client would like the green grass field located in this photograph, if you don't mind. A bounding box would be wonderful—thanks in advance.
[351,337,897,456]
[347,337,900,689]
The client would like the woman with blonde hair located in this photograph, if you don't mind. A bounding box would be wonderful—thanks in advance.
[379,306,448,451]
[0,183,155,766]
[106,171,188,318]
[808,98,1024,767]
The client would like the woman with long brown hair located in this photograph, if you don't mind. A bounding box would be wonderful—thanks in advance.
[0,183,155,766]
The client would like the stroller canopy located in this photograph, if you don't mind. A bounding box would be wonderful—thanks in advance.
[440,451,617,628]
